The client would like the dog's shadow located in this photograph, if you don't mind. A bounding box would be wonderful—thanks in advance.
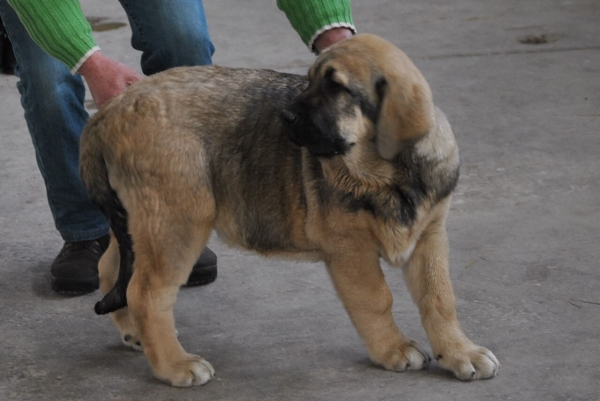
[357,356,458,382]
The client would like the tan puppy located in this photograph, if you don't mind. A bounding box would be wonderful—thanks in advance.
[80,34,499,387]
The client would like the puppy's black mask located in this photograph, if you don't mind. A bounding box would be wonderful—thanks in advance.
[282,108,351,158]
[282,70,354,158]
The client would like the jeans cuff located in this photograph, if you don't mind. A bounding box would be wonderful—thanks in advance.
[60,227,110,243]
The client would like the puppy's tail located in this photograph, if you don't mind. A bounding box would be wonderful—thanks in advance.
[80,119,133,315]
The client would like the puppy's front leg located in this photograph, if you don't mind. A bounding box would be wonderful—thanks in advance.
[326,250,430,372]
[404,211,499,380]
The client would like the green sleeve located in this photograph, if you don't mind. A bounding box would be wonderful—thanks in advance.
[277,0,355,53]
[7,0,98,72]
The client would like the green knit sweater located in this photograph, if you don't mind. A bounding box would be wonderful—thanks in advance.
[8,0,97,73]
[277,0,355,52]
[8,0,354,73]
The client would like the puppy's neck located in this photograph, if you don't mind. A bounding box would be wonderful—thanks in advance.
[320,146,395,197]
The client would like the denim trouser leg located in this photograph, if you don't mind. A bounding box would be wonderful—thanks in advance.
[0,0,214,243]
[0,0,109,242]
[119,0,214,74]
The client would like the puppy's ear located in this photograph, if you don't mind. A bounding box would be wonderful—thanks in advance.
[375,70,434,161]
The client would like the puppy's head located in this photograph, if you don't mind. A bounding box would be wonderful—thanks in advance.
[283,34,434,161]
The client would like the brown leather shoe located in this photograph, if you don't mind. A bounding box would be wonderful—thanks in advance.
[185,247,218,287]
[51,234,217,295]
[50,234,110,295]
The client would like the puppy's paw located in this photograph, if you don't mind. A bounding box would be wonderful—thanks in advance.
[157,354,215,387]
[111,308,143,351]
[121,329,180,352]
[121,334,143,351]
[376,339,431,372]
[436,345,499,380]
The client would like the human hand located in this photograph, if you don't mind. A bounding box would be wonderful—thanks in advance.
[313,27,354,54]
[78,51,142,107]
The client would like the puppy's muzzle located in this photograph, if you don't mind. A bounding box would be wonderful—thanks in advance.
[281,107,351,158]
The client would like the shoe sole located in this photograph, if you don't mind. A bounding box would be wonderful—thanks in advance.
[184,264,217,287]
[52,263,216,294]
[51,276,99,295]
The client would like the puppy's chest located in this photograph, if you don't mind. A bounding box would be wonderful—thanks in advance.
[336,191,437,267]
[377,209,441,267]
[383,238,417,267]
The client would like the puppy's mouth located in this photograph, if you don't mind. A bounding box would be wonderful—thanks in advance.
[282,109,352,158]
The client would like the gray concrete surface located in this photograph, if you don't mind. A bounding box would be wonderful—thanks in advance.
[1,0,599,400]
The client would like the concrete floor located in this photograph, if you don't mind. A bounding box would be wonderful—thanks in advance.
[1,0,599,400]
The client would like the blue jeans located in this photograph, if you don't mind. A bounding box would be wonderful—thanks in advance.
[0,0,214,242]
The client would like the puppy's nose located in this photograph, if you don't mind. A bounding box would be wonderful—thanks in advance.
[281,109,297,124]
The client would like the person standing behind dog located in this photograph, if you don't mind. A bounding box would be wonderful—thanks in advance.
[0,0,355,295]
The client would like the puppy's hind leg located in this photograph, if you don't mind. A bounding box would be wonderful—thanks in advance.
[97,233,142,351]
[126,203,216,387]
